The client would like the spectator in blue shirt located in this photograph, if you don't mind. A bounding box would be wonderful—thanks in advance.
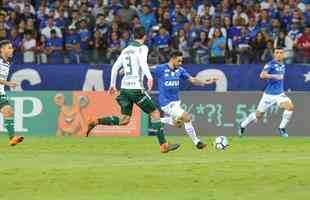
[303,4,310,26]
[55,8,69,30]
[65,26,81,64]
[154,26,171,62]
[46,29,64,63]
[236,27,251,64]
[208,28,226,64]
[280,5,293,31]
[109,0,123,15]
[259,9,270,30]
[9,27,23,64]
[139,4,157,32]
[77,18,92,63]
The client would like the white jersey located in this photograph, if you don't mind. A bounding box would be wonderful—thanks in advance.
[0,58,10,95]
[110,41,153,90]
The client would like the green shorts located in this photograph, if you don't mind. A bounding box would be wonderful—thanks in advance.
[0,94,10,110]
[116,89,157,116]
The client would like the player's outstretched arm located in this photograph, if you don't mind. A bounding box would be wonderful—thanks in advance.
[260,71,283,80]
[188,76,218,86]
[109,55,123,94]
[139,46,153,91]
[0,79,18,89]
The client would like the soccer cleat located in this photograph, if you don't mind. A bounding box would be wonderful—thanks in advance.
[278,128,288,138]
[86,122,97,137]
[160,143,180,153]
[237,124,245,137]
[196,141,207,150]
[9,136,24,146]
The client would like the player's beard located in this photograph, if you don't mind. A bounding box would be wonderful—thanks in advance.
[6,52,13,62]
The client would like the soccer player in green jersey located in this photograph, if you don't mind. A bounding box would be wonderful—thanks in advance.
[0,40,24,146]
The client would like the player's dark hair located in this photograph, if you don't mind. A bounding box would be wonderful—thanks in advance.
[0,39,11,49]
[170,50,183,58]
[133,26,146,39]
[273,46,284,52]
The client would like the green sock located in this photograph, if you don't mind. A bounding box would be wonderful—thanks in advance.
[152,121,167,145]
[4,118,15,139]
[98,116,120,125]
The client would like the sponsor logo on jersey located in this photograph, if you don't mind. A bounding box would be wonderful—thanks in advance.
[164,80,179,87]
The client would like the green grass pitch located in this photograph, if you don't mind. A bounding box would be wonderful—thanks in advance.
[0,136,309,200]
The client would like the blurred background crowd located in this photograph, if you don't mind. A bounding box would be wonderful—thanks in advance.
[0,0,309,65]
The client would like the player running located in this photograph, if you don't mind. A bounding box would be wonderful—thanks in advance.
[238,47,294,137]
[86,26,180,153]
[153,50,218,149]
[0,40,24,146]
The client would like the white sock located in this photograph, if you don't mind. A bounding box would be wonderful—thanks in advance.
[160,117,175,126]
[184,121,200,145]
[241,112,257,128]
[279,110,293,129]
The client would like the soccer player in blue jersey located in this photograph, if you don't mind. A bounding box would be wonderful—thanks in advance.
[238,47,294,137]
[153,51,218,149]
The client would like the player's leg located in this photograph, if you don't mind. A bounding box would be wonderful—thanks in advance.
[0,97,24,146]
[179,111,206,149]
[163,101,206,149]
[239,93,274,136]
[277,96,294,137]
[160,102,183,127]
[149,109,180,153]
[134,90,180,153]
[86,90,130,136]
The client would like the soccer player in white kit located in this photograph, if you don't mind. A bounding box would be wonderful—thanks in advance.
[87,27,180,153]
[0,40,24,145]
[238,47,294,137]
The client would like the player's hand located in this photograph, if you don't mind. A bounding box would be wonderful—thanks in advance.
[205,76,219,84]
[8,81,18,89]
[119,68,124,76]
[108,87,118,96]
[210,76,219,82]
[147,79,153,91]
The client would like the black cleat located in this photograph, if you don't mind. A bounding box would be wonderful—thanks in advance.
[86,122,97,137]
[238,124,245,137]
[196,141,207,150]
[160,143,181,153]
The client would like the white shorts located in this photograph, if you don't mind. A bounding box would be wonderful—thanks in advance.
[257,93,291,113]
[161,101,185,120]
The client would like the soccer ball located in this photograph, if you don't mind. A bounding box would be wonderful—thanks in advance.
[214,136,229,150]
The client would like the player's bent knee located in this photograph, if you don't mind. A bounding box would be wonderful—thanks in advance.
[280,101,294,111]
[181,112,191,122]
[1,106,13,118]
[287,102,294,111]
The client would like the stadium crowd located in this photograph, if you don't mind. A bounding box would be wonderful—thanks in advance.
[0,0,309,64]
